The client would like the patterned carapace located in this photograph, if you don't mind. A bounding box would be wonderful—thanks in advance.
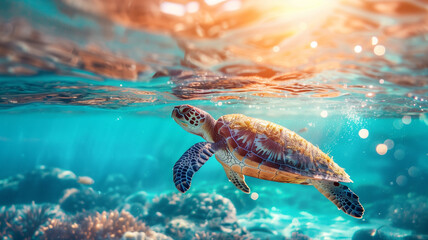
[214,114,350,183]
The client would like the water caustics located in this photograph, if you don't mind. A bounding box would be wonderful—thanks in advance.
[0,0,427,117]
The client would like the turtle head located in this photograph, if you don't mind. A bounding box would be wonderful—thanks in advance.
[172,105,215,141]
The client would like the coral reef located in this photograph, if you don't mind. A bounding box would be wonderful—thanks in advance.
[119,191,149,222]
[0,203,55,240]
[0,206,17,237]
[59,188,121,214]
[121,231,171,240]
[290,231,312,240]
[42,210,153,240]
[146,193,248,239]
[147,193,237,225]
[0,166,80,205]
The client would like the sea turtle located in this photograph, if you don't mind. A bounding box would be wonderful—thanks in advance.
[171,105,364,218]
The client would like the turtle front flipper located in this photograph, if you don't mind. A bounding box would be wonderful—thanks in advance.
[223,166,250,194]
[310,180,364,218]
[173,142,217,193]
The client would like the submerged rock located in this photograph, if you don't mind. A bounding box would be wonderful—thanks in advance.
[388,195,428,234]
[214,185,258,213]
[0,166,80,205]
[352,226,428,240]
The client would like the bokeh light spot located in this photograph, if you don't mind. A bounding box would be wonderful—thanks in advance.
[251,192,259,200]
[402,116,411,125]
[354,45,362,53]
[371,36,378,45]
[310,41,318,48]
[376,144,388,155]
[358,129,369,139]
[320,110,328,118]
[408,166,420,177]
[384,139,394,150]
[374,45,386,56]
[396,175,408,186]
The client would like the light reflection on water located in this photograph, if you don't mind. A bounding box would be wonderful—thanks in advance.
[0,0,427,117]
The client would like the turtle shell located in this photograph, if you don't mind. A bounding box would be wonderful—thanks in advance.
[214,114,351,182]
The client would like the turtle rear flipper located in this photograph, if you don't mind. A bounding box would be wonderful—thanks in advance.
[311,180,364,218]
[223,166,250,194]
[173,142,217,193]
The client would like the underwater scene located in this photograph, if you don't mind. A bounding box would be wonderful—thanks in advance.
[1,0,428,239]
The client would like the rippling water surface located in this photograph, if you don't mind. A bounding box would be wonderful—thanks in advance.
[1,0,428,239]
[1,0,427,116]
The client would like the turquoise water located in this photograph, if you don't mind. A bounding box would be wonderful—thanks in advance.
[1,0,428,239]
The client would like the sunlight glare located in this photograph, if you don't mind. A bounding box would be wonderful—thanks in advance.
[223,0,241,11]
[310,41,318,48]
[205,0,226,6]
[186,2,200,13]
[371,36,378,45]
[354,45,362,53]
[160,2,185,16]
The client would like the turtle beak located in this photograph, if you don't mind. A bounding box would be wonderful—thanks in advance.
[171,106,181,119]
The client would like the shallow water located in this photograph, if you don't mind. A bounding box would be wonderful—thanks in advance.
[1,0,428,239]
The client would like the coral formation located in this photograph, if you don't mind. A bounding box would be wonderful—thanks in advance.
[0,203,54,240]
[147,193,237,225]
[59,188,121,214]
[0,166,80,205]
[0,206,17,237]
[42,210,152,240]
[121,231,171,240]
[146,193,248,239]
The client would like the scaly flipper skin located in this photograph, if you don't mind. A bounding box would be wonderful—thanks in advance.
[173,142,215,193]
[310,180,364,218]
[223,165,250,194]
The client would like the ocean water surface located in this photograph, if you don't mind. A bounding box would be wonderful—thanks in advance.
[0,0,428,239]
